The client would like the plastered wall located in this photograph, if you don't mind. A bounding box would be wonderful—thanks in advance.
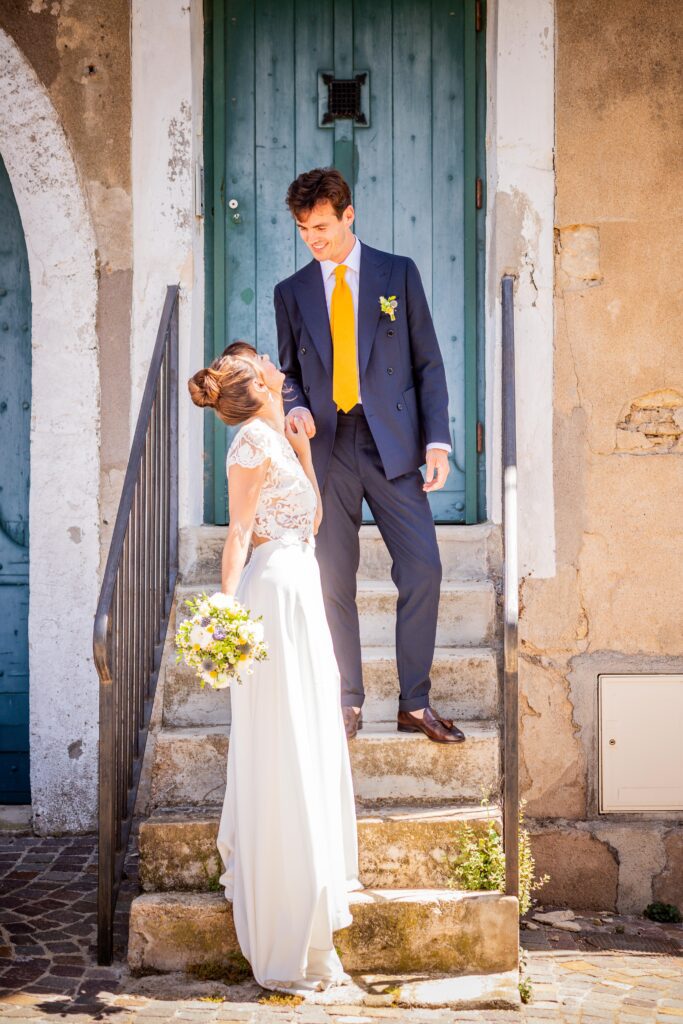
[521,0,683,912]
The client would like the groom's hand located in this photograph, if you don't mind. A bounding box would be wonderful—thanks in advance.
[423,449,450,492]
[286,407,316,439]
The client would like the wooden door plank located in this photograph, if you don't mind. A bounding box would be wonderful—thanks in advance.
[430,0,466,520]
[353,0,394,253]
[392,0,433,305]
[254,0,296,361]
[293,0,334,269]
[463,0,478,523]
[0,153,31,802]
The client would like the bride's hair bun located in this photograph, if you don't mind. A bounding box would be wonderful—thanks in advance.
[188,367,221,409]
[188,343,266,426]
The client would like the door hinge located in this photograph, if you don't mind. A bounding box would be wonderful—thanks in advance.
[475,177,483,210]
[476,421,484,454]
[475,0,483,32]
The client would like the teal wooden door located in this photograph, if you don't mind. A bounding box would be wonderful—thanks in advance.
[0,154,31,804]
[205,0,484,524]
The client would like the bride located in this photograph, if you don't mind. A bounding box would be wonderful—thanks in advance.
[188,343,360,995]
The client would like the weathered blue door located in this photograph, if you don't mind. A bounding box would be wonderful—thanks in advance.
[205,0,484,524]
[0,154,31,804]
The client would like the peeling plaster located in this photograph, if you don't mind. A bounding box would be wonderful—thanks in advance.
[0,28,100,833]
[486,0,556,579]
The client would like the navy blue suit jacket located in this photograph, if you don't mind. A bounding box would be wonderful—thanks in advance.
[274,243,450,487]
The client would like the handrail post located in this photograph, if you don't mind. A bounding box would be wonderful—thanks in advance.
[501,274,519,900]
[94,286,180,964]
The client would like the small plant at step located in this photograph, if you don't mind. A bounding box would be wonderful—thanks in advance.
[188,953,252,986]
[643,902,682,923]
[259,992,304,1007]
[518,946,532,1004]
[447,800,548,915]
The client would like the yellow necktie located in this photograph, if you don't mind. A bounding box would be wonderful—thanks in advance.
[331,264,359,412]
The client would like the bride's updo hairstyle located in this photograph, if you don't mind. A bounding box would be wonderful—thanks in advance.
[188,342,264,426]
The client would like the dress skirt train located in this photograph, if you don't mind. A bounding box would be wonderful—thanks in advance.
[216,538,360,993]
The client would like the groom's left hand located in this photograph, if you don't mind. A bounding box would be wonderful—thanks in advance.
[423,449,450,492]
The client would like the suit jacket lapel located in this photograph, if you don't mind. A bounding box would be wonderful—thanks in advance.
[358,245,393,380]
[292,260,333,378]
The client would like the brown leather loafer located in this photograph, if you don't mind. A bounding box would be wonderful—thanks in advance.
[397,706,466,744]
[342,706,363,741]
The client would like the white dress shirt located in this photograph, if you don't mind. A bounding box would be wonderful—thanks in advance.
[294,236,450,454]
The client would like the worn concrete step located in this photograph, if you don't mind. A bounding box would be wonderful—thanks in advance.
[357,580,496,647]
[163,645,499,728]
[173,579,497,648]
[179,523,502,584]
[128,889,519,977]
[139,804,502,893]
[149,723,500,810]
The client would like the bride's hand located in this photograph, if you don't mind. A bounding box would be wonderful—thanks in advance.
[314,500,323,535]
[285,415,311,459]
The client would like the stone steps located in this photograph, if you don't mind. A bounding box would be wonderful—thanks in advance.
[128,889,519,977]
[174,579,497,648]
[163,645,499,728]
[139,803,502,892]
[129,522,516,998]
[149,722,500,811]
[179,522,503,584]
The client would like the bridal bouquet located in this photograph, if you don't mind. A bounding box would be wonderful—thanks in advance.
[175,592,268,688]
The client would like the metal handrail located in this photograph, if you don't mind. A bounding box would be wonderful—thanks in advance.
[501,274,519,899]
[93,285,179,964]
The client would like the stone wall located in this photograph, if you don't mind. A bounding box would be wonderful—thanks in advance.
[521,0,683,913]
[0,0,133,547]
[0,1,131,831]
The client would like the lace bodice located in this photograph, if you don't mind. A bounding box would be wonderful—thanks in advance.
[227,419,317,544]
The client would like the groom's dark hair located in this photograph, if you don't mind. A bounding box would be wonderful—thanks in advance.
[286,167,351,220]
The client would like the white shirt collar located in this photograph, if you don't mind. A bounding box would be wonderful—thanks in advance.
[320,236,361,282]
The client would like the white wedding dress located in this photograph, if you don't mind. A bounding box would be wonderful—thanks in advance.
[216,417,360,994]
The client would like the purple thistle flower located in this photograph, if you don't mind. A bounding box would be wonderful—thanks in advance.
[213,627,227,641]
[200,616,211,628]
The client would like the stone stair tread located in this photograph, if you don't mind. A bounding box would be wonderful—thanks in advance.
[128,888,519,977]
[138,801,502,892]
[357,578,493,594]
[155,719,497,740]
[143,800,502,826]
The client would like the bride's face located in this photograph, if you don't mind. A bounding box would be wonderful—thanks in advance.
[247,350,285,398]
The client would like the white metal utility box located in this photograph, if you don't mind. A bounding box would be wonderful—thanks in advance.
[599,673,683,812]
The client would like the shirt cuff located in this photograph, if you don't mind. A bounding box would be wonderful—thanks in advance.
[426,442,452,454]
[289,406,310,415]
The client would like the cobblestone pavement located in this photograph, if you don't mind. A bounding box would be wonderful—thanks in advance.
[1,831,683,1022]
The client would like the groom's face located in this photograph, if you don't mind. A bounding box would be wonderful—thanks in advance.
[295,200,355,264]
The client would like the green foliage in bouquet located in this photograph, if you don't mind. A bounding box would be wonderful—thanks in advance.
[447,800,548,916]
[175,592,268,688]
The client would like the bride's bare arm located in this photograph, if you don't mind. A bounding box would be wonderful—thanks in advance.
[221,461,269,594]
[285,417,323,533]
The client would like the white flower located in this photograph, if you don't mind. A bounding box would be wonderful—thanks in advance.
[197,600,211,616]
[190,625,212,648]
[212,672,231,690]
[250,622,264,643]
[208,592,236,611]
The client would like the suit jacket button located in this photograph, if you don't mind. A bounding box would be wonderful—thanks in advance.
[301,347,307,355]
[387,367,394,375]
[387,329,395,337]
[396,402,403,411]
[304,385,310,394]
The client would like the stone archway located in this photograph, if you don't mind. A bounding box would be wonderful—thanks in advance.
[0,29,100,833]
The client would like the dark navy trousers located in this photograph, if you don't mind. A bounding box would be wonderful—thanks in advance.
[315,406,442,713]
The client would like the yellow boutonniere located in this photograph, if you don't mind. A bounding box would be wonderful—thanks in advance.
[379,295,398,322]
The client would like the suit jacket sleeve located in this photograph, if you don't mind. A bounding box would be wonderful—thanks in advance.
[405,258,451,446]
[274,283,308,413]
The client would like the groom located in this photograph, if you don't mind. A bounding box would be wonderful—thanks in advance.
[275,168,465,745]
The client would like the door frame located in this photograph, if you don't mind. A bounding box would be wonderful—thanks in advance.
[203,0,487,525]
